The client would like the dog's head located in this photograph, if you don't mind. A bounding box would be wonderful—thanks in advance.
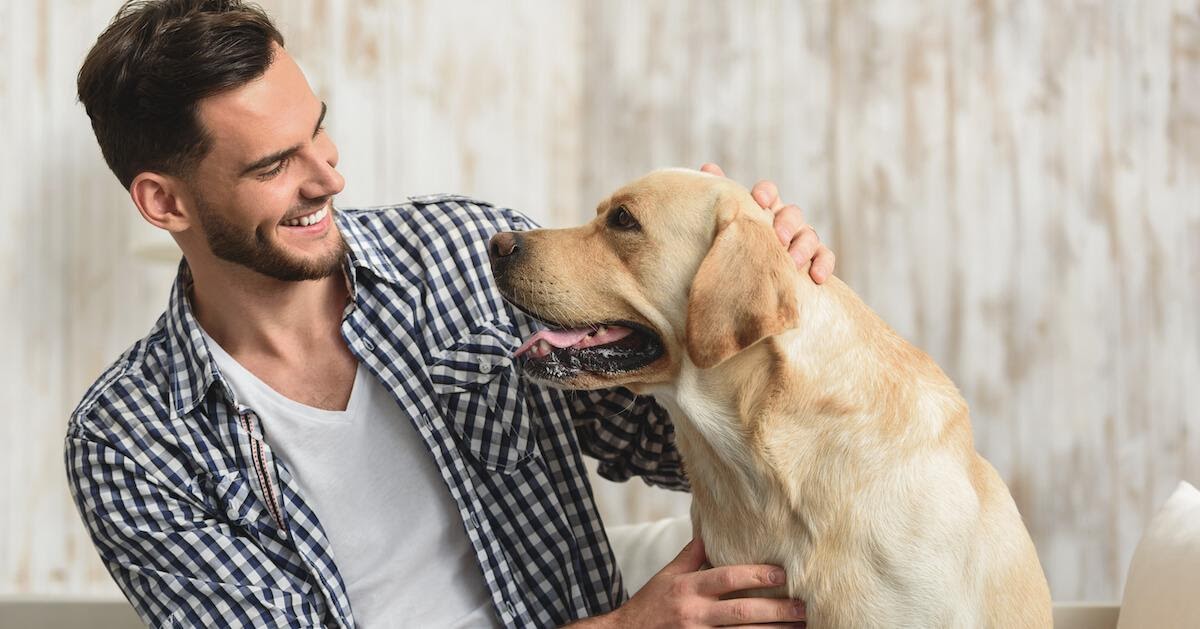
[489,168,800,391]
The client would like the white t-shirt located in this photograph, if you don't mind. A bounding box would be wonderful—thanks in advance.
[201,330,499,628]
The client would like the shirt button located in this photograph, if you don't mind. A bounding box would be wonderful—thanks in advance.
[479,361,492,373]
[361,339,375,351]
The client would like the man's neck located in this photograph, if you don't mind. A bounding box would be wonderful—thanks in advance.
[188,257,349,363]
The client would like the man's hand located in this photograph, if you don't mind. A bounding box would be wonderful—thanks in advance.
[574,538,807,628]
[700,163,835,284]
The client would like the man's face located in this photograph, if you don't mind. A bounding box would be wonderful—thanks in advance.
[185,44,347,282]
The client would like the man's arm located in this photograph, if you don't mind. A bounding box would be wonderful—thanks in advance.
[65,430,325,628]
[568,387,689,491]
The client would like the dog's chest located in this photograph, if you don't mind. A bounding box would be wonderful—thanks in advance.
[654,389,813,582]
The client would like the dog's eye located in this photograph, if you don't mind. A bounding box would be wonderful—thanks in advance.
[609,206,639,231]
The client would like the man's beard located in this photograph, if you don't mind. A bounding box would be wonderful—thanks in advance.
[196,195,348,282]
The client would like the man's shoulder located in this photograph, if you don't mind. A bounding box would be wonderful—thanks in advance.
[68,318,173,442]
[338,194,535,246]
[336,194,538,295]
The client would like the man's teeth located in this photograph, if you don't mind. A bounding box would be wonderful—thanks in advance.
[282,207,328,227]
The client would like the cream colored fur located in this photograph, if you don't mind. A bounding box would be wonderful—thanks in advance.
[495,169,1053,628]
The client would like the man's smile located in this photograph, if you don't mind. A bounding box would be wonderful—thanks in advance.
[279,199,332,234]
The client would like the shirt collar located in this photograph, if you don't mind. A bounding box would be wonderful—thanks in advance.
[165,210,403,416]
[165,261,223,418]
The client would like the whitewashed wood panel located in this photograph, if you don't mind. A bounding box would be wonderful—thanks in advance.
[269,0,585,223]
[0,0,182,598]
[1,0,1196,604]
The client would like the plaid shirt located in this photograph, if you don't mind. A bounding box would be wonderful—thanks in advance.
[65,195,688,628]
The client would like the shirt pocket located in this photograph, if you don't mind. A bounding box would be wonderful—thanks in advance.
[428,322,537,473]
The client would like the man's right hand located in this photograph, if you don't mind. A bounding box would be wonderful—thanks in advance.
[575,538,807,628]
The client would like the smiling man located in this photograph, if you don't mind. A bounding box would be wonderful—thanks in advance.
[66,1,834,627]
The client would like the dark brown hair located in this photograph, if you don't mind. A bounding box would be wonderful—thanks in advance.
[77,0,285,189]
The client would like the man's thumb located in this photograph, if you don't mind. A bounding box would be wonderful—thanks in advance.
[661,537,707,576]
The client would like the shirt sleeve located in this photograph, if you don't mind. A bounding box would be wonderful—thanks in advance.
[65,430,326,628]
[567,386,690,491]
[495,206,689,492]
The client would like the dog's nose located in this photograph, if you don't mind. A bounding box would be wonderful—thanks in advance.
[489,231,521,260]
[488,231,523,276]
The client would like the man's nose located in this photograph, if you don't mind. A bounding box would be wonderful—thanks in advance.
[299,147,345,199]
[488,231,522,274]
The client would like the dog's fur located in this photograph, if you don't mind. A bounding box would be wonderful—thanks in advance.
[492,169,1053,628]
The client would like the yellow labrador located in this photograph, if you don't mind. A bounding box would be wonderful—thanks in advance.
[487,169,1052,628]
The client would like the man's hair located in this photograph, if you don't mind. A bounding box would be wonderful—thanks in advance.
[77,0,285,189]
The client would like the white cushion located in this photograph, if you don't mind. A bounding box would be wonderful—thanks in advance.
[1054,602,1120,629]
[606,516,693,593]
[1117,481,1200,628]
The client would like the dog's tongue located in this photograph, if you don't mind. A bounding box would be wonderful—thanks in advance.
[515,325,634,357]
[516,328,589,356]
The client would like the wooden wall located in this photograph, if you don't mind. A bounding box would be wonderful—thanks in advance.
[1,0,1196,603]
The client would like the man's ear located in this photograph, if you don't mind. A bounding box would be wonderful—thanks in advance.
[129,171,193,234]
[685,197,800,369]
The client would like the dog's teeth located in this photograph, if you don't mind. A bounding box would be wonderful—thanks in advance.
[537,340,552,356]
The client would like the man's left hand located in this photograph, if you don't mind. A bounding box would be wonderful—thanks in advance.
[700,163,836,284]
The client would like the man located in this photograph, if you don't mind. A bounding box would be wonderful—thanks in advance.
[66,1,835,627]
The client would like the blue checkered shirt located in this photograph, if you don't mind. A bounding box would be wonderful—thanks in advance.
[65,195,689,628]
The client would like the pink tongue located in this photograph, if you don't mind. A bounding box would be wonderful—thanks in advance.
[515,325,634,357]
[576,326,633,349]
[516,328,590,356]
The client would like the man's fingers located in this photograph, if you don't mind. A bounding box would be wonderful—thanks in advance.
[702,172,836,283]
[660,538,707,577]
[691,564,785,597]
[705,598,807,626]
[811,245,836,284]
[751,179,783,212]
[788,228,821,269]
[772,204,808,245]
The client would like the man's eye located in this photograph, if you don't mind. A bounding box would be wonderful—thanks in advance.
[258,158,289,180]
[608,206,639,230]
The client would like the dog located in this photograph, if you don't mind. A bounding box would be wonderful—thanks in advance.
[487,168,1053,628]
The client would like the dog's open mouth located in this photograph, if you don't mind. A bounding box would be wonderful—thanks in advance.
[514,319,664,380]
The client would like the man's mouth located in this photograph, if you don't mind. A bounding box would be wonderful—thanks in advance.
[280,202,331,230]
[514,318,664,381]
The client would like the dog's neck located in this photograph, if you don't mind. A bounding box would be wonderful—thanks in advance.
[648,275,960,518]
[649,356,763,496]
[646,279,847,502]
[652,275,850,419]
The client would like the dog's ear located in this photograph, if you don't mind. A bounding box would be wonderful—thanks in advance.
[685,197,799,369]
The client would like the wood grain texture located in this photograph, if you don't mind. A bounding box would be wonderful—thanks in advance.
[1,0,1195,603]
